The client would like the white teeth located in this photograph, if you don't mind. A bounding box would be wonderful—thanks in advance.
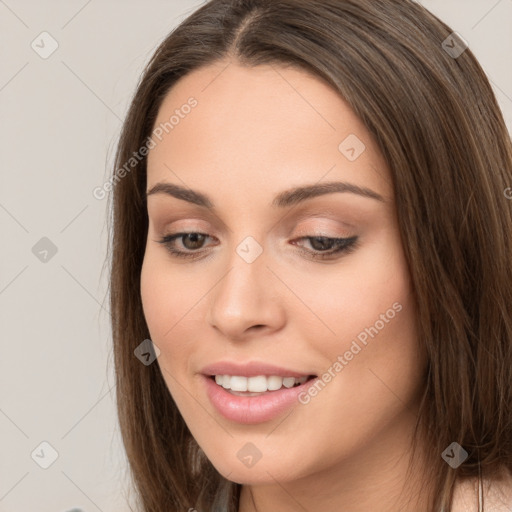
[213,375,309,392]
[267,375,282,391]
[247,376,267,392]
[231,375,248,392]
[282,377,296,388]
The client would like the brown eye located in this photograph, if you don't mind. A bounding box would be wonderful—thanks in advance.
[180,233,207,250]
[157,232,214,259]
[293,235,359,260]
[308,237,338,251]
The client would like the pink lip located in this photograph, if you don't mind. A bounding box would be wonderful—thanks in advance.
[200,361,314,378]
[202,375,319,424]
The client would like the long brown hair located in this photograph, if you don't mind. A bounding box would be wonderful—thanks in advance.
[108,1,512,510]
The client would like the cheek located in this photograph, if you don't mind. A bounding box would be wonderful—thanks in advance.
[287,228,415,361]
[140,251,211,434]
[140,246,212,381]
[308,242,423,426]
[140,249,190,361]
[141,245,197,335]
[140,252,171,338]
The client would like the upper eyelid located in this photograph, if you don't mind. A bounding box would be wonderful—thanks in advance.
[159,233,359,262]
[162,230,351,240]
[162,232,353,251]
[148,206,360,230]
[155,215,356,235]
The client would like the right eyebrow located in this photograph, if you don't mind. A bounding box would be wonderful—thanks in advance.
[146,182,213,208]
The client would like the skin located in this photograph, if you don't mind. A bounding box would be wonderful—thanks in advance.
[140,59,432,511]
[452,474,512,512]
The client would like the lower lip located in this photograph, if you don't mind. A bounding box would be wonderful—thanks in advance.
[202,375,318,424]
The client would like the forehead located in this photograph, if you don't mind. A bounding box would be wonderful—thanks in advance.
[147,61,392,203]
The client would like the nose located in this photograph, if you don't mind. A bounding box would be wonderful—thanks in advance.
[206,245,286,341]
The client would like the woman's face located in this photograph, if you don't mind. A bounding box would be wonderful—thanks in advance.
[141,60,427,488]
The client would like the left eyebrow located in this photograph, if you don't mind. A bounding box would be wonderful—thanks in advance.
[145,180,385,208]
[271,181,385,207]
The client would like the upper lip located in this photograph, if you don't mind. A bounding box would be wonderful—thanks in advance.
[201,361,316,378]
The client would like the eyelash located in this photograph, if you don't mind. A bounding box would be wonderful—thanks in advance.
[156,232,359,261]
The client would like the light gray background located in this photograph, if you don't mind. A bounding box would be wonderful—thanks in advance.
[1,1,511,511]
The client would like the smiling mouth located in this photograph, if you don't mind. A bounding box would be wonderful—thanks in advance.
[208,374,317,395]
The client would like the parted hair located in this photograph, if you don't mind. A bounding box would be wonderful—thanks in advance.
[108,1,512,510]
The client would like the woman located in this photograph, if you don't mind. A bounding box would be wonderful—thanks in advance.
[108,1,512,510]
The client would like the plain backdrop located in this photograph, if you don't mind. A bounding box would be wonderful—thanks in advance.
[0,1,511,511]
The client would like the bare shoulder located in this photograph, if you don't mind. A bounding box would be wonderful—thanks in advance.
[451,468,512,512]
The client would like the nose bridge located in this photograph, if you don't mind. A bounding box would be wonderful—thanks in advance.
[215,235,269,315]
[207,234,285,338]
